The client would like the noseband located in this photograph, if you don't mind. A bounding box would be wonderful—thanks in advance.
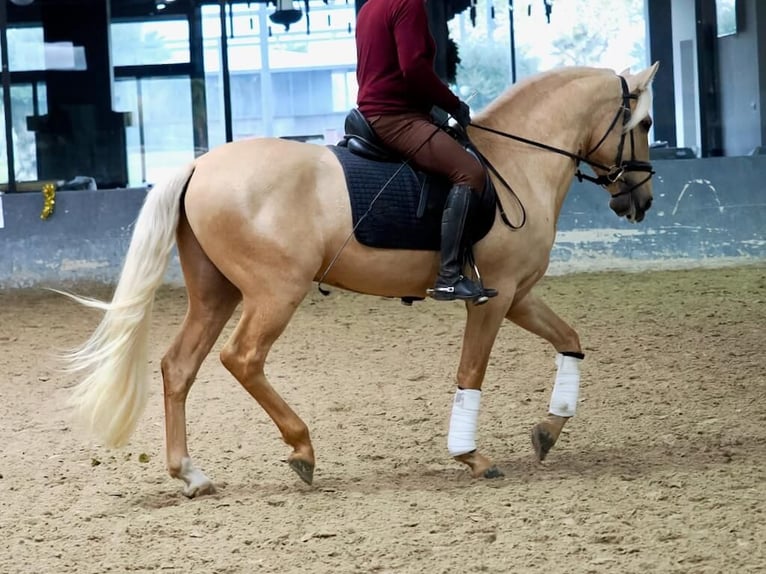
[469,74,655,228]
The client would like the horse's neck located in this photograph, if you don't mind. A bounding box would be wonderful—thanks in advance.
[474,71,615,219]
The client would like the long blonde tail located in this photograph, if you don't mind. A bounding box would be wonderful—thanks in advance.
[63,162,196,448]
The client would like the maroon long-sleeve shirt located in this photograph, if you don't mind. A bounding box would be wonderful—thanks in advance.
[355,0,461,117]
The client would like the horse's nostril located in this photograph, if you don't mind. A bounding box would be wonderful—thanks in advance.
[645,198,653,210]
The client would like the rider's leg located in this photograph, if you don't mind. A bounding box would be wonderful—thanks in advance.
[428,184,485,301]
[368,113,496,302]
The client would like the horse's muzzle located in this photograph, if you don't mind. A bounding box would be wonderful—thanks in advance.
[610,190,652,223]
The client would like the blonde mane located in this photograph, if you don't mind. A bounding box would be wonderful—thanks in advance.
[475,66,614,119]
[475,66,653,133]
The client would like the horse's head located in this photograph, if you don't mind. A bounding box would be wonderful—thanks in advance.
[586,63,659,223]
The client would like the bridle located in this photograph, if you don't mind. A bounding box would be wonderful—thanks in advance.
[575,75,655,196]
[469,74,655,229]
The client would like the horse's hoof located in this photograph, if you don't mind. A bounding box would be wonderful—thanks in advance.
[183,480,216,499]
[454,451,500,478]
[531,424,557,461]
[289,458,315,485]
[483,466,504,479]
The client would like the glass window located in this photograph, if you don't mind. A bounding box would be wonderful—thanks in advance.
[331,70,357,113]
[111,19,190,66]
[450,0,647,113]
[114,76,194,186]
[716,0,737,37]
[449,5,513,112]
[202,1,355,142]
[9,84,39,181]
[230,72,263,140]
[8,26,45,72]
[0,82,46,184]
[514,0,647,73]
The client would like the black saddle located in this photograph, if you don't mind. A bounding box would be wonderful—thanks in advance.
[338,108,472,163]
[331,109,498,306]
[336,108,497,241]
[338,108,400,162]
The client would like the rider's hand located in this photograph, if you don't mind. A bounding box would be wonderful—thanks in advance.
[454,101,471,129]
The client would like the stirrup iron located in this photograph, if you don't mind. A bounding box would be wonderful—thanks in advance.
[466,249,497,305]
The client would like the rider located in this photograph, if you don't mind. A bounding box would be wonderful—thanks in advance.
[355,0,495,302]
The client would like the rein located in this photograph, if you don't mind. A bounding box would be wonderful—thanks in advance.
[469,75,655,230]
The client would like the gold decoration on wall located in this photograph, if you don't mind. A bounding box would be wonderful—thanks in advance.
[40,183,56,220]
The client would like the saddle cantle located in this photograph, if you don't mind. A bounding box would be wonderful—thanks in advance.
[333,108,497,252]
[339,108,399,162]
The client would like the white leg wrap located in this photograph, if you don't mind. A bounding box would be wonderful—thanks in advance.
[548,354,582,417]
[447,388,481,456]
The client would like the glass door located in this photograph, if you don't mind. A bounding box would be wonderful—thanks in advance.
[113,77,194,186]
[111,17,194,186]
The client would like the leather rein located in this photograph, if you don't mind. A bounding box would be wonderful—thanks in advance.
[468,75,656,230]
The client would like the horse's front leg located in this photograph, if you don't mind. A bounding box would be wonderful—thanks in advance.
[449,300,508,479]
[505,291,583,461]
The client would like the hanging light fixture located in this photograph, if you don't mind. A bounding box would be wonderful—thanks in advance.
[270,0,302,31]
[543,0,553,23]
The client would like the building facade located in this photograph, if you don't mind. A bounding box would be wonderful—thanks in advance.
[1,0,765,190]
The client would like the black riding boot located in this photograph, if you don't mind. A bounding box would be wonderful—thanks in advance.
[427,185,494,302]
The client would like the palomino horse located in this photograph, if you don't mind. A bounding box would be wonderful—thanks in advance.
[66,63,659,497]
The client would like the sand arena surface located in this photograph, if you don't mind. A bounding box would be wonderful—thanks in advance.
[1,265,764,574]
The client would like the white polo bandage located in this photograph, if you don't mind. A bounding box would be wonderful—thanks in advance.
[548,353,582,417]
[447,388,481,456]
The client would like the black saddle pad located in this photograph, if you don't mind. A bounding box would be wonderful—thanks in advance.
[329,145,448,250]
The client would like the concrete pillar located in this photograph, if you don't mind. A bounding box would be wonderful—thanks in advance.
[695,0,723,156]
[757,0,766,147]
[647,0,678,146]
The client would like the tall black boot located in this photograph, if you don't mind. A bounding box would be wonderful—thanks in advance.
[427,185,494,302]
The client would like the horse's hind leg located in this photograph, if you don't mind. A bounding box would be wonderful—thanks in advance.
[220,284,315,485]
[505,292,583,462]
[161,211,241,497]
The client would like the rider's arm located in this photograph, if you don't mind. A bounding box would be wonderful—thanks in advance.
[392,0,461,115]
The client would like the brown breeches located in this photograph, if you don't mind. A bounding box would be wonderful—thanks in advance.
[367,112,485,193]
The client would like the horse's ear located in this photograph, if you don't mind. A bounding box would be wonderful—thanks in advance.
[628,61,660,93]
